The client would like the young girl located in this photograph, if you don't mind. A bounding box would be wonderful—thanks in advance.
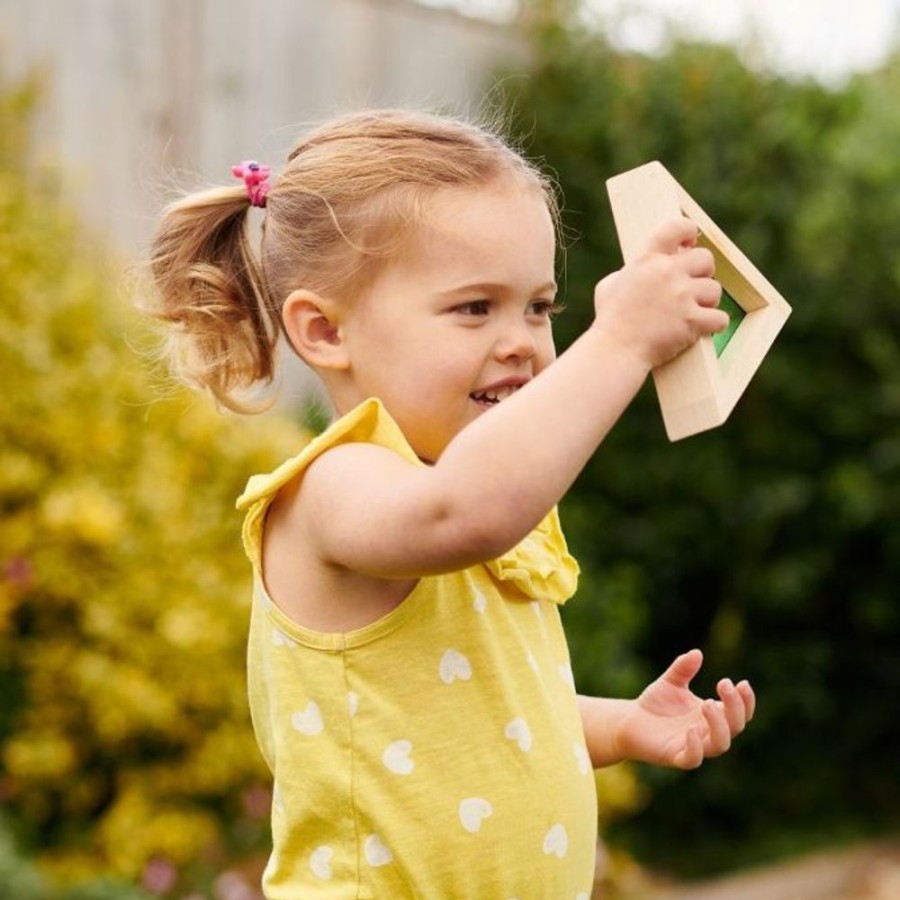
[147,109,755,899]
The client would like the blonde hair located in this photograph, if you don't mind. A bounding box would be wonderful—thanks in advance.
[144,108,557,412]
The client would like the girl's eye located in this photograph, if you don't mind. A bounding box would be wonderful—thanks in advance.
[530,300,565,318]
[455,300,491,316]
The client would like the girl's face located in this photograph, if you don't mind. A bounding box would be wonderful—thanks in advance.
[337,175,559,462]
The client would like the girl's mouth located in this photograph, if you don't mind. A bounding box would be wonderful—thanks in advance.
[470,385,520,407]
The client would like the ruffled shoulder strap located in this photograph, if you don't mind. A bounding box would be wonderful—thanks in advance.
[484,506,580,606]
[236,398,419,568]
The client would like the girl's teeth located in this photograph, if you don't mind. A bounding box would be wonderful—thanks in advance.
[481,386,515,402]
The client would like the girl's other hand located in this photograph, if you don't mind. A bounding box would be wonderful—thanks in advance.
[592,217,728,370]
[614,649,756,770]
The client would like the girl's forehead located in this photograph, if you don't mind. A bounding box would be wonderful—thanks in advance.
[415,178,554,245]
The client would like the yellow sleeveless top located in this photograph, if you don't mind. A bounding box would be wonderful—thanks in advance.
[237,399,597,899]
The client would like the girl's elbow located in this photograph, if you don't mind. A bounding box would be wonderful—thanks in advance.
[441,509,527,568]
[411,476,538,571]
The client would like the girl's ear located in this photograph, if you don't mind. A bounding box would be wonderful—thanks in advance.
[281,289,349,371]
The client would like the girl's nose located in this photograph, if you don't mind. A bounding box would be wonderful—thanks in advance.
[495,322,537,364]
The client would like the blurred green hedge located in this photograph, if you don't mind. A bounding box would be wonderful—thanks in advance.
[500,17,900,874]
[0,815,151,900]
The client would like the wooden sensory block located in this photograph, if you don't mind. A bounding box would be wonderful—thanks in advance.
[606,161,791,441]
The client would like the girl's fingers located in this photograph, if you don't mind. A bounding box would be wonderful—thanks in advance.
[683,246,716,278]
[696,277,724,309]
[717,679,747,735]
[676,725,704,770]
[662,649,704,689]
[737,680,756,722]
[702,698,732,756]
[644,216,699,256]
[679,678,756,769]
[694,306,731,337]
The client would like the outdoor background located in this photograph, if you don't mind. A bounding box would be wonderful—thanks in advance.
[2,1,898,898]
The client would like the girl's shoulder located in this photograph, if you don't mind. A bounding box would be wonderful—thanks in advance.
[239,398,424,634]
[237,397,417,514]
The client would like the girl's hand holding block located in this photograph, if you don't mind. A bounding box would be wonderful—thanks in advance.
[607,161,792,440]
[592,216,729,372]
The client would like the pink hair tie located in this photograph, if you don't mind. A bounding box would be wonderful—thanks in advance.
[231,159,271,208]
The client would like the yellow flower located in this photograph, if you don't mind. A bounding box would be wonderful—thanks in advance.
[3,732,78,781]
[41,484,124,546]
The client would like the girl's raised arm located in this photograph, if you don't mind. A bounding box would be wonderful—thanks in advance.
[291,219,725,579]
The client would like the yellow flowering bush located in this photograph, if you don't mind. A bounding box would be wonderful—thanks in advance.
[0,83,307,888]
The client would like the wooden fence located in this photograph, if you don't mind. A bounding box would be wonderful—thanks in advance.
[0,0,524,254]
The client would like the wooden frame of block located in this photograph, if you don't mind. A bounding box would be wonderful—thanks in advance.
[606,161,791,441]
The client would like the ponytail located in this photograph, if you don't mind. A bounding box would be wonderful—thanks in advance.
[145,186,280,412]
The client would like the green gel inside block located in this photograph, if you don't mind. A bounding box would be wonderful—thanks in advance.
[713,289,745,357]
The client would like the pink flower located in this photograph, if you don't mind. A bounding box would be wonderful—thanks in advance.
[142,857,178,894]
[3,556,34,587]
[214,872,261,900]
[241,784,272,820]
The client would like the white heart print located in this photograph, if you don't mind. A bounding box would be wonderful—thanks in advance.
[459,797,493,833]
[473,589,487,613]
[364,834,393,867]
[383,739,414,775]
[291,701,323,736]
[557,663,576,690]
[309,845,333,879]
[542,823,568,858]
[439,649,472,684]
[504,717,533,753]
[573,742,591,775]
[272,628,296,648]
[348,691,359,718]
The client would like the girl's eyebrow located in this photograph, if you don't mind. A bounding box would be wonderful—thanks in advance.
[437,280,558,298]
